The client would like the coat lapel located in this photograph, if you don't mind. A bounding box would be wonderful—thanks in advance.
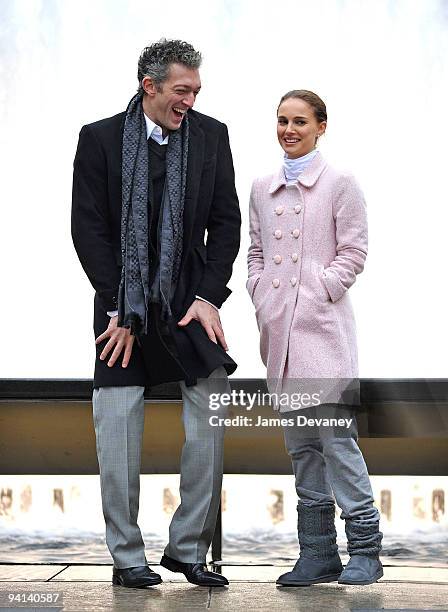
[183,111,205,248]
[268,168,287,194]
[297,151,327,187]
[268,151,327,193]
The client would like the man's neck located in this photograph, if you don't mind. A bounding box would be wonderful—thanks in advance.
[142,96,168,139]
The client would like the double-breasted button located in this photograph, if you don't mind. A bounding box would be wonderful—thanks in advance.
[275,206,284,215]
[290,277,297,286]
[292,228,300,238]
[273,254,282,264]
[272,278,280,288]
[294,204,302,214]
[274,229,282,239]
[291,253,299,262]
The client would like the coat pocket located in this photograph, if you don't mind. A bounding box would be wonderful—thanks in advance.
[313,263,331,303]
[247,274,261,301]
[252,273,272,312]
[202,154,217,171]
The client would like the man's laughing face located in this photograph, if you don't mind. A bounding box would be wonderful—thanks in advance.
[142,62,201,135]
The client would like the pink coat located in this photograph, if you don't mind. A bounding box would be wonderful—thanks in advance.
[247,152,367,397]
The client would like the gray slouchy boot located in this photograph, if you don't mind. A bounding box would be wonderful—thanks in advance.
[277,502,343,587]
[338,519,383,585]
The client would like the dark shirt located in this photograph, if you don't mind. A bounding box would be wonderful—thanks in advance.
[146,139,181,361]
[148,137,167,255]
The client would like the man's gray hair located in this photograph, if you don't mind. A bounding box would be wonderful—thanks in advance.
[137,38,202,94]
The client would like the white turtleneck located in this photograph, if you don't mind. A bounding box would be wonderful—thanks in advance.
[283,149,318,184]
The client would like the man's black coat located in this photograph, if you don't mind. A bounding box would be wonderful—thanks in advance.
[71,109,241,389]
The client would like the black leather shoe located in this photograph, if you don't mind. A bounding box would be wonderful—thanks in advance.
[160,554,228,586]
[112,565,163,588]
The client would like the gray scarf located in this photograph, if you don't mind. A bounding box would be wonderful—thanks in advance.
[117,92,189,335]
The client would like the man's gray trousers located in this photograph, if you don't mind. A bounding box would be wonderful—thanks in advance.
[92,366,229,569]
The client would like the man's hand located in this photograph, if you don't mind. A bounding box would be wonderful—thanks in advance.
[178,299,228,351]
[95,315,135,368]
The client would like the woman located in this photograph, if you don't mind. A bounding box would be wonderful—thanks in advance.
[247,90,383,586]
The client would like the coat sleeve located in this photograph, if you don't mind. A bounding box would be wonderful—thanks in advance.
[196,124,241,308]
[322,173,368,303]
[246,179,264,300]
[71,124,121,313]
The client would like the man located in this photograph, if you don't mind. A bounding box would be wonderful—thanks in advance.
[71,39,240,588]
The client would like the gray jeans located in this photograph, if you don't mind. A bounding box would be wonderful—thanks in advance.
[283,404,380,526]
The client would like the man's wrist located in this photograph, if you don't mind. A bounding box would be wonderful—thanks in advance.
[107,310,118,318]
[195,295,219,311]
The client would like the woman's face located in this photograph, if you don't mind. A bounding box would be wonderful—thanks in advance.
[277,98,326,159]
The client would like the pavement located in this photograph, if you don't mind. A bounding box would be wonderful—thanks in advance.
[1,564,448,611]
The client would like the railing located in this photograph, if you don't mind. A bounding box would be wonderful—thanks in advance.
[1,378,448,561]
